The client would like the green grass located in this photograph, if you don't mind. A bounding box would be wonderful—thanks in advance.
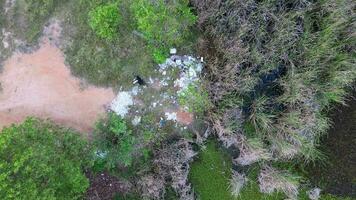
[190,141,283,200]
[189,141,233,200]
[62,0,154,89]
[62,0,198,88]
[4,0,67,44]
[189,140,353,200]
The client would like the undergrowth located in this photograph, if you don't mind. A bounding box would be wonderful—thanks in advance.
[193,0,356,198]
[4,0,66,44]
[63,0,197,88]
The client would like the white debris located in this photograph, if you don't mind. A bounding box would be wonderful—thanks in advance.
[110,91,134,117]
[165,112,177,121]
[131,86,140,96]
[149,77,154,84]
[2,28,12,49]
[308,188,321,200]
[4,0,16,13]
[132,116,141,126]
[176,59,182,66]
[170,48,177,54]
[95,150,107,158]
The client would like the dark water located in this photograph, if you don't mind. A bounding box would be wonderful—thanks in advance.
[307,92,356,197]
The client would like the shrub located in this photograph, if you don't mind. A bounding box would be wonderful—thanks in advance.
[89,3,121,40]
[131,0,197,63]
[0,118,91,200]
[93,112,137,170]
[178,83,211,114]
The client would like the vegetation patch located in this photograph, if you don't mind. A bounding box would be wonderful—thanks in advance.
[3,0,65,44]
[63,0,197,88]
[190,141,285,200]
[131,0,197,63]
[193,0,356,197]
[89,3,121,40]
[0,118,92,199]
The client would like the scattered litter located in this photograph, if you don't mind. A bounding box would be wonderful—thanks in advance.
[95,150,107,158]
[170,48,177,54]
[110,91,134,117]
[132,116,141,126]
[165,112,177,121]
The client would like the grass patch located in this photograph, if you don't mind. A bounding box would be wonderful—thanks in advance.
[63,0,198,88]
[63,0,154,89]
[190,141,282,200]
[189,140,353,200]
[5,0,66,44]
[189,141,234,200]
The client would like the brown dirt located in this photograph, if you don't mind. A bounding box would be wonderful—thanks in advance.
[85,171,132,200]
[0,36,115,135]
[177,110,194,125]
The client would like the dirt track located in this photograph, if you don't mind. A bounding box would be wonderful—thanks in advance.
[0,37,115,135]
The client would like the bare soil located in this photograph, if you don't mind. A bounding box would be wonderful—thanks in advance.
[0,28,115,135]
[85,171,132,200]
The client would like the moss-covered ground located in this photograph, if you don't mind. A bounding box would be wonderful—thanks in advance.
[190,140,354,200]
[189,141,283,200]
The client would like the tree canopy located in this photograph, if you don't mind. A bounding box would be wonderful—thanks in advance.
[0,118,92,200]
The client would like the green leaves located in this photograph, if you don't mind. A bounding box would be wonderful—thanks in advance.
[89,3,121,40]
[131,0,197,62]
[93,113,136,170]
[178,83,211,114]
[0,118,91,200]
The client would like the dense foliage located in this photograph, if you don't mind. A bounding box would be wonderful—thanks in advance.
[131,0,197,63]
[93,112,138,170]
[178,83,210,114]
[193,0,355,198]
[89,3,121,40]
[0,118,91,200]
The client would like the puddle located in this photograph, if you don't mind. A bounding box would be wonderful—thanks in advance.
[306,92,356,197]
[0,21,115,135]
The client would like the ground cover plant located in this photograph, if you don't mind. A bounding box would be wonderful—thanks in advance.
[89,3,121,40]
[63,0,197,88]
[3,0,66,44]
[0,118,92,200]
[131,0,197,63]
[190,140,354,200]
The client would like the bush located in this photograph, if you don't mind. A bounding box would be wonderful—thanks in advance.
[131,0,197,63]
[89,3,121,40]
[0,118,91,200]
[178,83,211,114]
[93,112,137,170]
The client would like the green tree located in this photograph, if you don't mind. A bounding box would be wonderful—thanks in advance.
[0,118,91,200]
[131,0,197,63]
[93,112,136,170]
[89,3,121,40]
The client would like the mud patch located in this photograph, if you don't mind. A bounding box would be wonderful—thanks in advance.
[307,92,356,197]
[0,37,115,134]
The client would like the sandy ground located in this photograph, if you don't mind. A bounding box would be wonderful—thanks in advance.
[0,21,115,135]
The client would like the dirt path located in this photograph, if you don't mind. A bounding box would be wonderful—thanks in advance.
[0,22,115,135]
